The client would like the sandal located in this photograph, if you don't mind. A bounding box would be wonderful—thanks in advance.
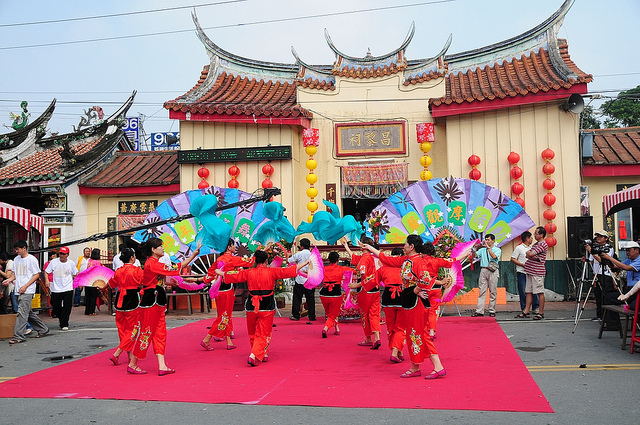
[533,313,544,320]
[515,312,530,319]
[471,312,484,317]
[8,339,25,344]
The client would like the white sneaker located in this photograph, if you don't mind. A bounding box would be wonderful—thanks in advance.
[25,328,33,335]
[61,327,69,331]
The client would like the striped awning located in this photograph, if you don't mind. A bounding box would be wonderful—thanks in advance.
[0,202,43,234]
[603,184,640,217]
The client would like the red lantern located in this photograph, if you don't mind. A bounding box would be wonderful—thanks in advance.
[542,163,555,175]
[302,128,320,147]
[543,193,556,206]
[469,168,482,181]
[228,165,240,177]
[467,155,481,167]
[514,197,525,208]
[543,209,556,220]
[262,164,274,176]
[197,166,210,179]
[197,180,210,189]
[510,166,523,180]
[542,178,556,191]
[545,223,558,234]
[545,236,557,247]
[541,148,555,161]
[416,123,435,143]
[507,151,520,165]
[261,179,273,189]
[227,179,239,189]
[511,182,524,196]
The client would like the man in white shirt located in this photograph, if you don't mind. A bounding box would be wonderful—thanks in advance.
[112,243,141,270]
[45,246,77,330]
[288,238,314,321]
[8,240,49,343]
[510,231,539,314]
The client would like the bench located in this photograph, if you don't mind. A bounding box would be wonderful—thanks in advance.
[166,291,211,315]
[598,305,635,350]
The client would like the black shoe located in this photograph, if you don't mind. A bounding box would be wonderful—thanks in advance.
[73,304,80,307]
[289,316,299,321]
[308,317,316,321]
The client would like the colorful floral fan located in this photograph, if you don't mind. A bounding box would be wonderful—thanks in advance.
[302,247,325,289]
[74,265,114,289]
[133,187,275,264]
[451,239,481,261]
[435,260,464,303]
[371,177,534,247]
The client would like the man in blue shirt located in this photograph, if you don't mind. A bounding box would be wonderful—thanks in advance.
[601,241,640,310]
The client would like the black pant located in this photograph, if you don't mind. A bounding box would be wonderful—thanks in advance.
[595,274,615,318]
[84,287,98,315]
[51,290,73,328]
[0,284,9,314]
[291,283,315,320]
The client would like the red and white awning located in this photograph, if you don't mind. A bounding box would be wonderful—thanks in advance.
[0,202,43,234]
[603,184,640,217]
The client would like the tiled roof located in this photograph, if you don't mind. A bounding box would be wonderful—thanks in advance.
[583,127,640,165]
[80,150,179,187]
[164,69,312,119]
[331,56,407,79]
[430,40,592,107]
[0,139,99,185]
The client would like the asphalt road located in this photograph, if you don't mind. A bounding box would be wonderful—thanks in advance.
[0,303,638,425]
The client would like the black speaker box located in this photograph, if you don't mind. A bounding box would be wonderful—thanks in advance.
[567,216,593,258]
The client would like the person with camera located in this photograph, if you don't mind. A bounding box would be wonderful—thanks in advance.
[471,234,501,317]
[601,241,640,311]
[585,230,617,324]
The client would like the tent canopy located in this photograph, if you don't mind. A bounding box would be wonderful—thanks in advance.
[603,184,640,217]
[0,202,43,234]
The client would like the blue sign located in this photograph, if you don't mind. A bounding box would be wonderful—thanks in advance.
[123,117,140,150]
[151,132,180,151]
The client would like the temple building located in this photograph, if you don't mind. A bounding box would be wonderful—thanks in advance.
[166,0,594,297]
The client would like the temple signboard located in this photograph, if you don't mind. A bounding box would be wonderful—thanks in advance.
[335,121,406,157]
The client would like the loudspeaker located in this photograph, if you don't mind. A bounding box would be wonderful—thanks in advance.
[567,216,593,258]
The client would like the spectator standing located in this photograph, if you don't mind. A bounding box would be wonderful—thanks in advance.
[520,226,548,320]
[288,238,314,321]
[472,234,501,317]
[0,252,13,314]
[511,231,539,314]
[44,247,77,330]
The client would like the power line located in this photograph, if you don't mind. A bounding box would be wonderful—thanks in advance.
[0,1,455,51]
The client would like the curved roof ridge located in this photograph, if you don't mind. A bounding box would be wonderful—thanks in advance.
[324,22,415,63]
[445,0,574,65]
[405,34,452,71]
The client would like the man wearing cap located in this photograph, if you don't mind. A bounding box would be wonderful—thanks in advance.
[585,230,616,324]
[45,247,78,330]
[601,242,640,311]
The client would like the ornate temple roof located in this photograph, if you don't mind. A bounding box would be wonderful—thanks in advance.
[79,150,180,194]
[0,92,136,188]
[169,0,590,122]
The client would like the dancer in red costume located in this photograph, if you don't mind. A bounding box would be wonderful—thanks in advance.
[197,239,254,351]
[217,249,308,366]
[420,242,455,341]
[342,236,382,350]
[377,247,406,363]
[132,237,201,375]
[319,251,350,338]
[107,248,144,373]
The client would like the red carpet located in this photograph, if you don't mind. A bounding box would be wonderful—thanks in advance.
[0,316,552,412]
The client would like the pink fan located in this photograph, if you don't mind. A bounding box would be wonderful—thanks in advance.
[435,260,465,303]
[451,239,481,261]
[74,265,114,290]
[344,290,356,309]
[167,275,205,291]
[270,256,283,268]
[342,269,356,308]
[303,247,325,289]
[209,261,225,299]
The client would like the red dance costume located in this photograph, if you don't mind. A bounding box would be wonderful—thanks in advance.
[108,264,144,352]
[203,253,254,339]
[225,264,297,361]
[133,257,182,360]
[422,256,454,332]
[351,252,381,338]
[377,263,405,353]
[400,254,438,365]
[319,264,350,331]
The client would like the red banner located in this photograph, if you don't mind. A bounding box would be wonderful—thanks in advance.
[341,163,408,199]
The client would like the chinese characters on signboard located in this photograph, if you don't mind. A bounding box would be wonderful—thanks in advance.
[118,200,157,215]
[335,121,406,157]
[151,132,180,151]
[123,117,140,151]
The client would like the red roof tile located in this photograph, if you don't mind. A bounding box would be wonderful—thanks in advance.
[583,127,640,165]
[430,40,592,107]
[80,150,179,187]
[165,69,312,119]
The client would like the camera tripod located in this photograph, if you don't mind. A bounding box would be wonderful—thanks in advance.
[572,260,622,333]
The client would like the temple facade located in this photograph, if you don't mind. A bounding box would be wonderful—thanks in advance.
[167,0,592,297]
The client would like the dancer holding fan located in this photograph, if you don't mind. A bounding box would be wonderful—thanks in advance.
[133,237,201,375]
[196,239,254,351]
[376,247,406,362]
[216,250,310,366]
[107,248,144,373]
[319,252,350,338]
[342,236,382,350]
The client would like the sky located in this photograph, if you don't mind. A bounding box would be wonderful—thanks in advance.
[1,0,638,145]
